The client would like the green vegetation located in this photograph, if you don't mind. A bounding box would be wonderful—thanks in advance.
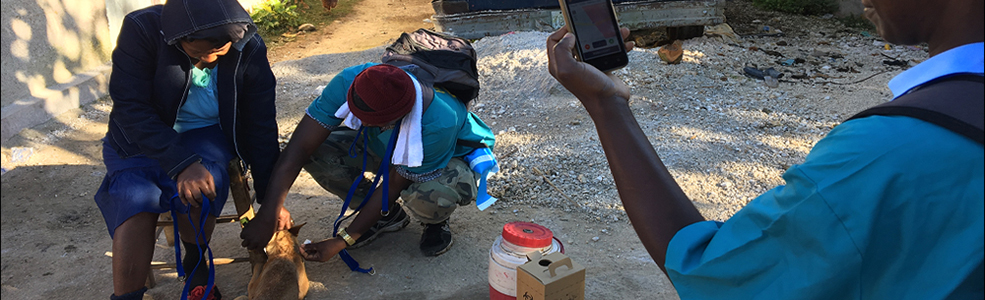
[752,0,837,15]
[249,0,361,44]
[250,0,302,34]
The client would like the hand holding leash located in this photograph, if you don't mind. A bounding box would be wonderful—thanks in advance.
[176,162,216,207]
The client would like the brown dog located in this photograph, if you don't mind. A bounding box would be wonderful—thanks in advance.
[237,223,309,300]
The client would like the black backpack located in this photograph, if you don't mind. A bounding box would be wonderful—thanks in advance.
[847,74,984,145]
[382,28,480,105]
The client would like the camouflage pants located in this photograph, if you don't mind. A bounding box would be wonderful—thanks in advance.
[303,128,478,224]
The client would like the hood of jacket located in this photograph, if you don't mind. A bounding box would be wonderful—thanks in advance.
[161,0,257,51]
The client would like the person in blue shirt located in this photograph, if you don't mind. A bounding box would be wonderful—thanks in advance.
[241,63,496,259]
[545,0,983,298]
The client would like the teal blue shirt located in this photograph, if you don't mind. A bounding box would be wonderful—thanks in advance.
[173,66,220,133]
[306,63,495,175]
[665,43,984,299]
[666,116,983,299]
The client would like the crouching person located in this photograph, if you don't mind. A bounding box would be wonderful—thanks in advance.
[242,63,496,260]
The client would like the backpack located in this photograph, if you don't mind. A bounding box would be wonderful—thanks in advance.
[847,74,984,145]
[382,28,481,105]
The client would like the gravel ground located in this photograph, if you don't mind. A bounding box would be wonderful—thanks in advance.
[268,22,926,225]
[464,22,923,222]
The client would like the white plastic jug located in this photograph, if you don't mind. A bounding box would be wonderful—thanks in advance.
[488,222,563,299]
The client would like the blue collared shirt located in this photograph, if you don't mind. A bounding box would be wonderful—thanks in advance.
[664,43,985,299]
[888,42,984,98]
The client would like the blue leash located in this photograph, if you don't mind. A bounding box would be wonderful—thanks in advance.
[333,122,401,274]
[170,193,216,300]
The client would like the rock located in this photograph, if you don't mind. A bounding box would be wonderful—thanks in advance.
[743,67,783,80]
[764,76,779,88]
[883,59,907,66]
[628,28,669,48]
[704,23,741,44]
[658,40,683,64]
[760,49,784,57]
[298,23,317,32]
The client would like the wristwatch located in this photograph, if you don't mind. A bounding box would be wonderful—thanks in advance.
[337,228,356,246]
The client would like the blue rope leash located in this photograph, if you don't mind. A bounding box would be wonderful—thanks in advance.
[332,122,401,274]
[169,193,216,300]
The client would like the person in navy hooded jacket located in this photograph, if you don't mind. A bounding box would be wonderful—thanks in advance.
[94,0,286,299]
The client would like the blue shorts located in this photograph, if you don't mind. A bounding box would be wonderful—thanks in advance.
[94,125,234,237]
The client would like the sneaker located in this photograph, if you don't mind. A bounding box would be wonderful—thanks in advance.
[420,220,453,256]
[348,204,410,249]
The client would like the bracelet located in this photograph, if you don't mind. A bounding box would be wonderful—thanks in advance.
[337,228,356,246]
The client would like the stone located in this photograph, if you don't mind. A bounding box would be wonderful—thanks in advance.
[298,23,317,32]
[658,40,683,64]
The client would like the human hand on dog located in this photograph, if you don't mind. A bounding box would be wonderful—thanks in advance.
[276,207,293,231]
[176,162,216,207]
[300,238,347,262]
[241,206,293,249]
[241,206,277,250]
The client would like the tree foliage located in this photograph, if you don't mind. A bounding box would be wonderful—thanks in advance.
[250,0,302,33]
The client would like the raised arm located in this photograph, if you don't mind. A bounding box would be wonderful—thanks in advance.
[546,28,705,273]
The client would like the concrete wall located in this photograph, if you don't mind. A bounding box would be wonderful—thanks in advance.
[2,0,263,143]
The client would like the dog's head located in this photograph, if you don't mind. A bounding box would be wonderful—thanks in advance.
[264,223,306,257]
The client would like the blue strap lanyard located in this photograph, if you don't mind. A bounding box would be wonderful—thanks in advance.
[333,121,401,274]
[169,194,216,300]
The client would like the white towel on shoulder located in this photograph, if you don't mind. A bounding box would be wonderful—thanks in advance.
[334,73,424,167]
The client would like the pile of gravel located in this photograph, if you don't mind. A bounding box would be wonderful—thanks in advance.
[270,17,927,223]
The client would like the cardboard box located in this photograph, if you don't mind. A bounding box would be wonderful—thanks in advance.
[516,252,585,300]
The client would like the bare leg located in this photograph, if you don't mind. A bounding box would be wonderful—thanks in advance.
[112,212,159,296]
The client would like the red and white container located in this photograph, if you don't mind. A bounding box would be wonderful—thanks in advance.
[488,222,564,299]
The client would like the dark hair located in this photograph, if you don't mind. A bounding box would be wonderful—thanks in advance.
[349,91,376,112]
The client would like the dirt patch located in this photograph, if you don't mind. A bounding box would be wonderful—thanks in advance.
[2,1,921,299]
[266,0,436,63]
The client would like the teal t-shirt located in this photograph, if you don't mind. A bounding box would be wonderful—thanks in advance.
[665,115,984,299]
[173,65,220,133]
[306,63,495,175]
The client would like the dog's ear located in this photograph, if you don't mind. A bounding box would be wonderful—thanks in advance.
[288,222,307,236]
